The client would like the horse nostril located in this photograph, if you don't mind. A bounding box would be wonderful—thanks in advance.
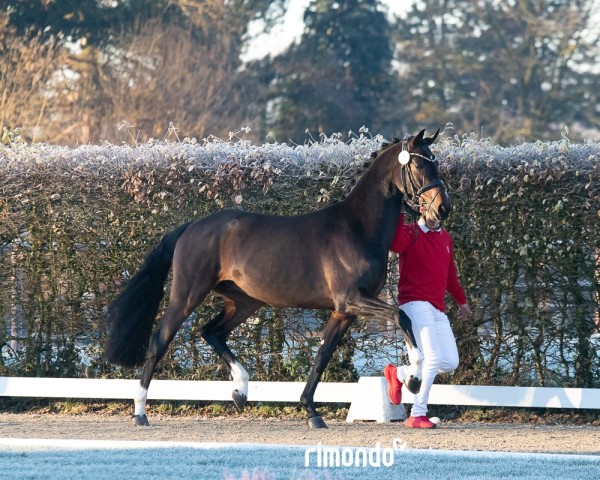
[439,204,450,219]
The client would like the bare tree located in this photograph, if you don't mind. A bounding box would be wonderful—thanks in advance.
[0,14,68,143]
[97,18,259,142]
[94,0,282,142]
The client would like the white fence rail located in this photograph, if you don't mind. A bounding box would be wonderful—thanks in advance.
[2,376,599,409]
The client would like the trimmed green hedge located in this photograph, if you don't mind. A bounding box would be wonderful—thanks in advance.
[1,133,598,387]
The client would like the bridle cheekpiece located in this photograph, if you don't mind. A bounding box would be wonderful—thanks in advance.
[398,136,444,216]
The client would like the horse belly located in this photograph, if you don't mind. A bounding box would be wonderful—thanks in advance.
[223,254,334,309]
[216,214,341,309]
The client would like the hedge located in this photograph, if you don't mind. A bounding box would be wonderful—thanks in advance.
[1,132,598,388]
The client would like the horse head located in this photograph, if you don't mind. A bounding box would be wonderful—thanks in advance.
[392,129,451,222]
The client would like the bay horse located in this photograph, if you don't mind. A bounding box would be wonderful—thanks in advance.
[104,129,451,429]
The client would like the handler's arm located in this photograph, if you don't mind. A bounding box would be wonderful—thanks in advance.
[447,240,468,311]
[390,212,410,253]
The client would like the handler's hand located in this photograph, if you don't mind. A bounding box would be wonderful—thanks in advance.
[457,303,472,320]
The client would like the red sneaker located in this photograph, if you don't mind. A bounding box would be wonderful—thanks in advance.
[404,415,436,429]
[383,364,403,405]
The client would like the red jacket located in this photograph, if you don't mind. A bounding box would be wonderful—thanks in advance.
[390,213,466,312]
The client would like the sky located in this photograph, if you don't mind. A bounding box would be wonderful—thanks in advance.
[243,0,411,61]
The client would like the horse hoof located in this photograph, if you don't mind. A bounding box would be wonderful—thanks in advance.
[307,416,328,429]
[232,390,247,411]
[132,414,149,426]
[406,376,422,395]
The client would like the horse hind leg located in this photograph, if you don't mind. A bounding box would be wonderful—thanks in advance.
[200,288,264,411]
[133,282,213,426]
[132,303,191,425]
[230,361,249,410]
[301,311,355,429]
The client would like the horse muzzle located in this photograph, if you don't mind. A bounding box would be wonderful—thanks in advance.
[415,180,451,221]
[436,198,452,221]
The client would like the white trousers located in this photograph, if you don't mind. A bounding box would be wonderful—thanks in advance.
[397,301,459,417]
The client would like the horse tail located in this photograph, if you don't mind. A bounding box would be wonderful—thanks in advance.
[104,222,191,367]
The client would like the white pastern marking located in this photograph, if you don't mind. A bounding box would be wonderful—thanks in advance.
[230,361,249,397]
[408,345,424,365]
[407,363,423,384]
[407,346,423,382]
[134,386,148,417]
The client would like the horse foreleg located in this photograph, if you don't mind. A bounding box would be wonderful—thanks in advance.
[301,312,355,429]
[399,309,423,394]
[343,293,424,394]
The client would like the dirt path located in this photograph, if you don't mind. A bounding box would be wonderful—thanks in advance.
[1,413,598,455]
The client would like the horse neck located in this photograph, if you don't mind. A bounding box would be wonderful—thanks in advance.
[341,156,404,245]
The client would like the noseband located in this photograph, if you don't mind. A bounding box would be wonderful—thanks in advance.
[399,139,445,215]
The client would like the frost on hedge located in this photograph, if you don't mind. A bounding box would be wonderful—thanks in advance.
[2,132,598,182]
[0,133,382,174]
[0,133,390,211]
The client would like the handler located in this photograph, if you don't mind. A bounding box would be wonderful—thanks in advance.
[384,201,471,429]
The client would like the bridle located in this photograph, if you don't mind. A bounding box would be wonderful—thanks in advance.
[398,138,445,218]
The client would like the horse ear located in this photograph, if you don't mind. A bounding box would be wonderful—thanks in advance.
[414,129,426,144]
[425,128,440,145]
